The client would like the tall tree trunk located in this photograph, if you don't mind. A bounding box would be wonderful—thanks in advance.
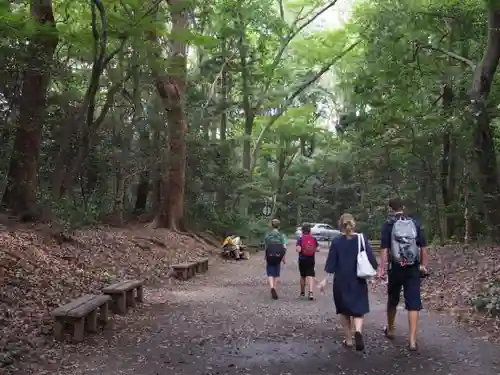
[1,0,58,217]
[236,14,253,217]
[440,83,457,238]
[236,15,253,172]
[470,7,500,239]
[153,0,189,230]
[135,172,150,212]
[463,161,471,244]
[216,40,229,210]
[135,123,151,213]
[133,59,150,213]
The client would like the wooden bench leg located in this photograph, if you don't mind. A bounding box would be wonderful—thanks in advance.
[117,292,127,314]
[73,318,85,342]
[85,309,98,333]
[99,301,109,324]
[136,286,144,303]
[54,318,65,341]
[126,289,136,308]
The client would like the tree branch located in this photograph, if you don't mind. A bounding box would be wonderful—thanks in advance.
[249,40,360,172]
[87,0,108,130]
[415,11,459,20]
[417,43,476,70]
[278,0,285,20]
[254,0,340,112]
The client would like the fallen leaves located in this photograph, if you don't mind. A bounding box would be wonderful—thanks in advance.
[421,243,500,338]
[0,225,217,371]
[368,243,500,340]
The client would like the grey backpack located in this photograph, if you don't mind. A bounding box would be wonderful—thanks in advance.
[390,217,419,266]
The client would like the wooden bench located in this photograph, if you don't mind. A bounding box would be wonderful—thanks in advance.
[195,258,209,273]
[52,294,111,342]
[172,262,197,280]
[102,279,144,314]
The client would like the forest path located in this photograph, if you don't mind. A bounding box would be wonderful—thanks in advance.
[21,240,500,375]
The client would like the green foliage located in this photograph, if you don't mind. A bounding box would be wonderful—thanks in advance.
[2,0,499,253]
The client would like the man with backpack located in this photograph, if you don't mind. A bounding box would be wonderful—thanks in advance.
[264,219,287,300]
[377,197,429,351]
[296,223,318,300]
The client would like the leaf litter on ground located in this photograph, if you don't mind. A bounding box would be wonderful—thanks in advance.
[0,224,218,373]
[370,242,500,340]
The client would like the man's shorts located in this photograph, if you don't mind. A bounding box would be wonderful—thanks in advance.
[266,263,281,277]
[298,257,315,277]
[387,266,422,311]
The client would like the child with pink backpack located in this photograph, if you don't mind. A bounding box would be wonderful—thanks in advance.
[296,223,319,300]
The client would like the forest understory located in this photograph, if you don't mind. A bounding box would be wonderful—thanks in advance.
[0,220,219,371]
[1,222,500,372]
[3,0,500,372]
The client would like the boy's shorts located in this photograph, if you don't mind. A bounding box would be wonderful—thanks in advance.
[298,257,315,277]
[387,266,422,311]
[266,263,281,277]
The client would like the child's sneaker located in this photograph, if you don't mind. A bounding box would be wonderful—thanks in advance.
[271,288,278,300]
[308,291,314,300]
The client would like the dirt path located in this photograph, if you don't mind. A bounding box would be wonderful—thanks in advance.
[20,241,500,375]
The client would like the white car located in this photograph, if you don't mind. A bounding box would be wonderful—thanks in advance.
[296,223,342,242]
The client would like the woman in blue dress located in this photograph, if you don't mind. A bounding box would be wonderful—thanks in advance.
[319,213,378,351]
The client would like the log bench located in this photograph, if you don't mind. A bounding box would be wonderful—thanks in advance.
[195,258,209,273]
[102,279,145,314]
[172,262,197,280]
[52,294,111,342]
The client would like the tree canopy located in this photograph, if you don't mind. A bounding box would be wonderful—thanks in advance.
[1,0,500,244]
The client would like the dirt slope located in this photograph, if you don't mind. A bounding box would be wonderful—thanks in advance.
[0,224,218,371]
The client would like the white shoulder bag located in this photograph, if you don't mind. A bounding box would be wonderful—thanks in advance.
[356,233,376,278]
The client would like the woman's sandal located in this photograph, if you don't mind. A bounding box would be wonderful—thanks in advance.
[342,340,353,348]
[354,331,365,351]
[383,327,395,340]
[408,342,418,351]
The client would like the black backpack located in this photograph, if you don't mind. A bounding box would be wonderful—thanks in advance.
[265,231,286,265]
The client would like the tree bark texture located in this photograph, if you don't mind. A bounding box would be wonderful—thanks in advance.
[1,0,58,217]
[470,7,500,238]
[153,0,189,230]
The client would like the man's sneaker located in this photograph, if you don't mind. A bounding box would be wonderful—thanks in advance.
[308,291,314,300]
[300,290,305,298]
[271,288,278,300]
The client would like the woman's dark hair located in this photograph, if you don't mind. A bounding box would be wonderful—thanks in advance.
[301,223,311,234]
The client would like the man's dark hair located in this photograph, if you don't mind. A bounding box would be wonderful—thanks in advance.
[388,197,404,211]
[301,223,311,234]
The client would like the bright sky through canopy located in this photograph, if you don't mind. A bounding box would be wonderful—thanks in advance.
[305,0,356,130]
[312,0,355,31]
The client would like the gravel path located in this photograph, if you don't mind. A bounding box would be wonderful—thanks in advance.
[21,241,500,375]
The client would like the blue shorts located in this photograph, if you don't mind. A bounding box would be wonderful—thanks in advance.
[266,263,281,277]
[387,266,422,311]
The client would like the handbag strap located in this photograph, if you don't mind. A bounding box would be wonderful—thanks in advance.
[356,232,365,253]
